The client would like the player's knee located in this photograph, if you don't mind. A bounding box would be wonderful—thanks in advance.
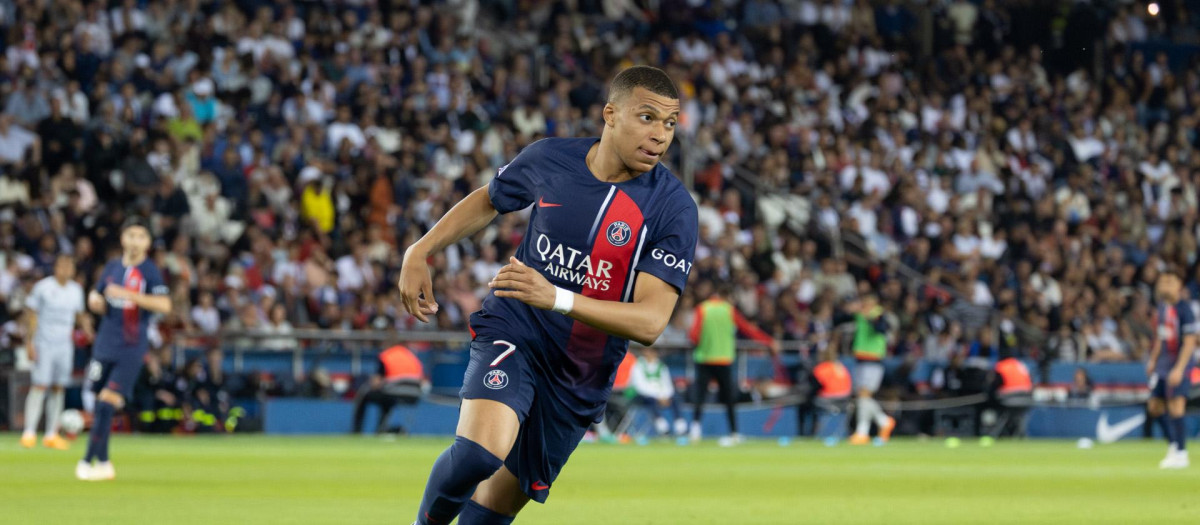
[465,495,522,523]
[438,436,506,491]
[1148,399,1165,416]
[1169,399,1187,417]
[31,385,47,392]
[471,472,527,518]
[98,389,125,409]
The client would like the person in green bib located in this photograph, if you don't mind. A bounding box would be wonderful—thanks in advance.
[835,293,896,445]
[688,284,778,445]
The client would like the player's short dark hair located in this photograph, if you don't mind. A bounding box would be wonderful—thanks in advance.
[608,66,679,103]
[715,282,734,298]
[121,215,151,234]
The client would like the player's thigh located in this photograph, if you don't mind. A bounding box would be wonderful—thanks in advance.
[1168,396,1188,417]
[457,399,520,458]
[471,465,530,517]
[96,358,141,406]
[1148,397,1166,416]
[459,338,535,457]
[49,349,73,387]
[854,362,883,396]
[714,365,736,403]
[692,364,714,400]
[30,352,55,387]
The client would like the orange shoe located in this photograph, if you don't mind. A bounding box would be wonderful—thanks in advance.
[19,434,36,449]
[849,433,870,445]
[43,435,70,450]
[879,417,897,441]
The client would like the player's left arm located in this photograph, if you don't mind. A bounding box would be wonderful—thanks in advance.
[491,257,678,346]
[732,307,779,354]
[76,312,95,339]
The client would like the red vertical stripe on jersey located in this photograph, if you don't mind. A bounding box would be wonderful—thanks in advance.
[563,190,645,387]
[123,266,143,344]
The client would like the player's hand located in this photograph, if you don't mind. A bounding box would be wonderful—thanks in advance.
[26,341,36,363]
[1146,361,1155,379]
[490,257,555,310]
[769,341,781,355]
[88,290,106,313]
[1169,368,1184,388]
[398,248,439,323]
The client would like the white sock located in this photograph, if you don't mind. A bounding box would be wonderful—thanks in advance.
[855,397,873,435]
[24,388,46,437]
[44,389,65,437]
[82,388,95,414]
[868,398,890,427]
[594,418,613,438]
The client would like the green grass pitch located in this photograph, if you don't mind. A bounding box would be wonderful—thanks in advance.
[3,433,1199,524]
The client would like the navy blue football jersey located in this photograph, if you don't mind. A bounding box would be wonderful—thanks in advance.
[470,137,698,409]
[92,258,168,361]
[1155,300,1198,375]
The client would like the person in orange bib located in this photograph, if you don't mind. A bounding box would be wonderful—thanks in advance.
[799,348,852,436]
[989,347,1033,438]
[352,344,426,434]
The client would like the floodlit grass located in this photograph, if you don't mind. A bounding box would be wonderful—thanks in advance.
[2,433,1198,524]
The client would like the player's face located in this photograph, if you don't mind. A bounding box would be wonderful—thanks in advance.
[121,226,151,257]
[608,87,679,173]
[1157,274,1180,301]
[53,257,75,282]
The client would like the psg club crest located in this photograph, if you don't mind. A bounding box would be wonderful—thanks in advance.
[484,369,509,390]
[606,221,632,247]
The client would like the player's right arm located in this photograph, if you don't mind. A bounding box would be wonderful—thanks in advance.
[400,140,545,323]
[24,308,37,361]
[24,281,41,361]
[399,185,498,322]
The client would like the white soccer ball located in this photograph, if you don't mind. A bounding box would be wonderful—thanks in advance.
[60,409,84,437]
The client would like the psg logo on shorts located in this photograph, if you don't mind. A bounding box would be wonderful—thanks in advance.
[606,221,632,247]
[484,369,509,390]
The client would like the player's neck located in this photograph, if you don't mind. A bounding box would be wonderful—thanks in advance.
[586,141,638,184]
[122,252,147,267]
[55,276,69,286]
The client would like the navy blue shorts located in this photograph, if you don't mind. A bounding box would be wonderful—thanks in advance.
[459,338,592,503]
[86,356,143,398]
[1151,370,1193,400]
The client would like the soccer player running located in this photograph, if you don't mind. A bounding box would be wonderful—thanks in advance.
[21,255,93,450]
[77,217,171,481]
[401,66,697,525]
[1146,269,1197,469]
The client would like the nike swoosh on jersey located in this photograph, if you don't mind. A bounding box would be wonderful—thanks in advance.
[531,481,550,490]
[538,197,562,208]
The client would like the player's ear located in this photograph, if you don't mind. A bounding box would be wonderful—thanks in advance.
[603,103,616,128]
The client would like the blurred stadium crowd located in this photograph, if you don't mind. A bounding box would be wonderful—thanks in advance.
[0,0,1199,387]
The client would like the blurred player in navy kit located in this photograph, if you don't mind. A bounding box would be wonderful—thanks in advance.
[400,66,698,524]
[1146,270,1197,469]
[77,216,172,481]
